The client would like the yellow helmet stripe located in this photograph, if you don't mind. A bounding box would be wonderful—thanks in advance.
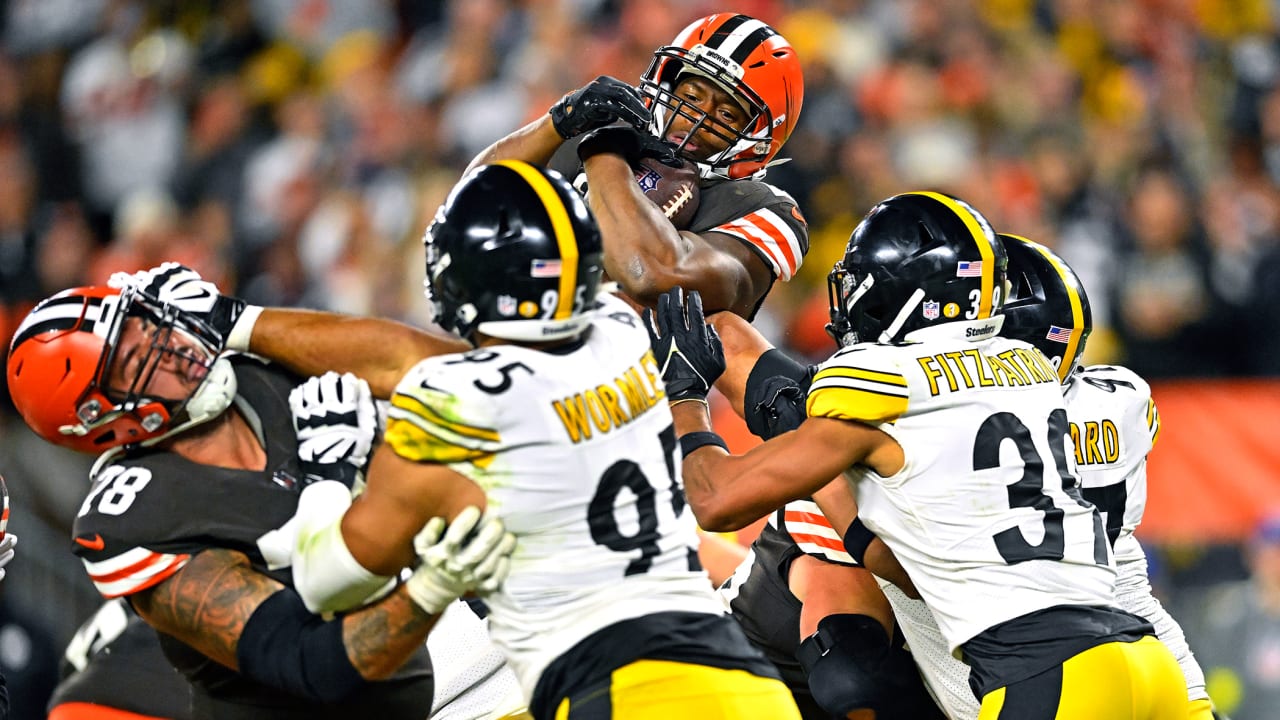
[1019,236,1085,383]
[495,160,577,320]
[914,191,996,319]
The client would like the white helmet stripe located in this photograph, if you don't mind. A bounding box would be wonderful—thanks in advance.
[11,295,113,348]
[708,17,768,59]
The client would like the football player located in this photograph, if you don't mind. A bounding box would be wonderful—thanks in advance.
[465,12,807,320]
[5,284,513,719]
[999,233,1215,719]
[262,161,802,719]
[48,598,193,720]
[647,192,1191,719]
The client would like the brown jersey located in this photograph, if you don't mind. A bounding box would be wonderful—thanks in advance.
[70,356,433,720]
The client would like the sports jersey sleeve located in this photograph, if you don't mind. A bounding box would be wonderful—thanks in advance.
[72,464,192,599]
[699,180,808,281]
[384,358,504,469]
[805,346,910,425]
[779,500,857,565]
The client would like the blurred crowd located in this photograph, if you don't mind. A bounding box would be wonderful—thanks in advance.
[0,0,1277,385]
[0,0,1278,717]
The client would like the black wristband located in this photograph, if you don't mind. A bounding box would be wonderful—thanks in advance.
[842,517,876,566]
[679,431,728,458]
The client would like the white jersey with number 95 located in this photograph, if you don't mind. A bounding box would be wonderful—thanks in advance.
[383,293,723,695]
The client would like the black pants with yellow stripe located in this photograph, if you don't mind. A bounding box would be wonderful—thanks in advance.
[531,611,800,720]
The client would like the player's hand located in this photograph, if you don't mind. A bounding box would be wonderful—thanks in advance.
[290,372,379,489]
[404,507,516,615]
[550,76,652,139]
[108,262,250,349]
[576,124,682,167]
[0,533,16,582]
[644,287,725,403]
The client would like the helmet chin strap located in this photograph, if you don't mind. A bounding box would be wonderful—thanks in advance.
[140,356,238,448]
[88,357,239,479]
[878,289,926,344]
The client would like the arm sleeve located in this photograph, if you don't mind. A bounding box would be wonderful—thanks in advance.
[292,481,395,614]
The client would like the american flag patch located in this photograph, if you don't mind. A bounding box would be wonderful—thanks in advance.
[530,259,562,277]
[956,261,982,277]
[1045,325,1072,343]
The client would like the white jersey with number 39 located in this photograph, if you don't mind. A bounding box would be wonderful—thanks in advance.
[806,333,1116,652]
[383,294,721,695]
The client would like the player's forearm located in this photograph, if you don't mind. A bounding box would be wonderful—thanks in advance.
[583,154,687,304]
[672,401,807,531]
[463,116,564,175]
[343,587,437,679]
[250,308,466,399]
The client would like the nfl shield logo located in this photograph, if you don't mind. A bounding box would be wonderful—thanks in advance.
[634,168,660,193]
[923,301,940,320]
[497,294,517,316]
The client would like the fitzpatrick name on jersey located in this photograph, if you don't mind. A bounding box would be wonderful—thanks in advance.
[915,345,1060,397]
[551,349,666,444]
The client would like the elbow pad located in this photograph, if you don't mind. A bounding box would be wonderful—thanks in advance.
[744,349,814,440]
[236,588,366,703]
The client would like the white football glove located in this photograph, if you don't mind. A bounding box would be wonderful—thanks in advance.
[108,262,259,350]
[290,372,379,488]
[0,533,17,582]
[405,506,516,615]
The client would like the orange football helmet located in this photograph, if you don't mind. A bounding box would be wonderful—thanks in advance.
[6,285,235,454]
[639,13,804,180]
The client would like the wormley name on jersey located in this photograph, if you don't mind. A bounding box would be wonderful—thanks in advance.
[916,345,1059,397]
[551,349,666,443]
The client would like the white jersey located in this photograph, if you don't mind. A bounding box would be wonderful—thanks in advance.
[427,601,526,720]
[879,581,981,720]
[806,331,1116,652]
[384,294,722,697]
[1064,364,1208,703]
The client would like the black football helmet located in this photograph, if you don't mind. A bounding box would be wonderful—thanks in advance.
[423,161,604,344]
[999,233,1092,383]
[826,191,1007,347]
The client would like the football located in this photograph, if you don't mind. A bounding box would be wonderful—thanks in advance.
[634,157,701,229]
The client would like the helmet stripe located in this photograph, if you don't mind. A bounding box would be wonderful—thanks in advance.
[11,295,108,349]
[494,160,578,320]
[705,14,751,47]
[709,17,773,64]
[1027,240,1086,382]
[913,191,997,319]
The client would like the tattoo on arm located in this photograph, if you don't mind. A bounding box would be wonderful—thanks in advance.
[131,549,438,681]
[342,587,438,679]
[131,548,283,670]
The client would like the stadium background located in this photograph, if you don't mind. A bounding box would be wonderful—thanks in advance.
[0,0,1277,716]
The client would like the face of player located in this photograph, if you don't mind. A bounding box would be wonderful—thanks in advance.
[663,76,748,160]
[105,316,211,403]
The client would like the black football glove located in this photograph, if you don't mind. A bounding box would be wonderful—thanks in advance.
[114,262,248,349]
[549,76,652,140]
[576,124,683,168]
[644,287,725,402]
